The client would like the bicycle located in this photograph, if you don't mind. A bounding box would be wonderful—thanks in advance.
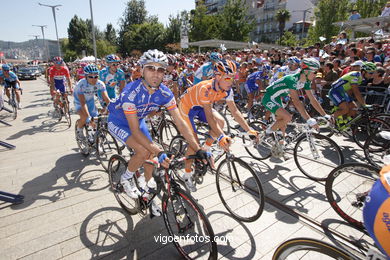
[168,132,265,223]
[4,82,20,120]
[75,114,121,171]
[53,91,72,127]
[242,117,344,181]
[107,154,218,259]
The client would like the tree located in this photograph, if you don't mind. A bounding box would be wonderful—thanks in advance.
[280,31,298,47]
[351,0,387,18]
[220,0,254,41]
[122,22,166,53]
[104,23,117,45]
[96,40,117,57]
[306,0,349,45]
[67,15,89,54]
[165,14,182,45]
[189,1,221,41]
[275,9,291,44]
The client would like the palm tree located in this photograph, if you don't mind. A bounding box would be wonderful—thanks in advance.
[275,9,291,44]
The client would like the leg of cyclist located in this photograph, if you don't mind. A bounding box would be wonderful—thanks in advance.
[272,108,292,135]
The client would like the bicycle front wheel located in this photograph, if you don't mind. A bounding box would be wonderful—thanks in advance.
[162,188,218,260]
[363,131,390,168]
[272,238,353,260]
[75,119,90,156]
[294,133,344,181]
[108,154,138,215]
[63,100,71,127]
[96,129,121,172]
[158,119,179,151]
[325,163,379,230]
[216,157,264,222]
[243,121,272,160]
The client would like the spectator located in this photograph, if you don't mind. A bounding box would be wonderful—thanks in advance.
[349,9,361,20]
[380,1,390,17]
[332,59,343,76]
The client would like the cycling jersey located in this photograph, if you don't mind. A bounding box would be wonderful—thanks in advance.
[270,65,300,84]
[163,70,178,86]
[99,67,125,99]
[178,69,194,89]
[76,68,85,80]
[178,79,233,132]
[262,72,311,114]
[107,79,176,144]
[245,69,269,94]
[363,165,390,258]
[49,66,71,93]
[328,71,362,106]
[73,78,106,118]
[2,71,20,89]
[193,62,214,84]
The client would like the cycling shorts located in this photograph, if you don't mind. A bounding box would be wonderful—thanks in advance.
[4,80,20,89]
[261,94,283,114]
[54,79,67,93]
[328,87,353,106]
[107,116,152,145]
[244,83,259,94]
[74,101,99,119]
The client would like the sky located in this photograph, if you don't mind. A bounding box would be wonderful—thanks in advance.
[0,0,195,42]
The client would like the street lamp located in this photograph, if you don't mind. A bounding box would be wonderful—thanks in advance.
[32,25,49,62]
[88,0,97,63]
[38,3,62,57]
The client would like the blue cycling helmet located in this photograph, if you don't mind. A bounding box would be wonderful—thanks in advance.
[287,56,301,65]
[105,54,120,63]
[210,52,222,62]
[262,63,271,72]
[84,64,99,75]
[2,64,10,71]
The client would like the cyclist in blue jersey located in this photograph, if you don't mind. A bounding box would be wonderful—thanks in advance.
[193,52,222,84]
[178,63,195,94]
[1,64,22,109]
[74,64,110,140]
[107,49,211,216]
[245,63,271,111]
[99,54,126,99]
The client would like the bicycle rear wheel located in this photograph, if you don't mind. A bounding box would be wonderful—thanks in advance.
[351,118,390,149]
[162,188,217,260]
[272,238,353,260]
[108,154,138,215]
[363,131,390,168]
[96,129,121,172]
[243,121,272,160]
[294,133,344,181]
[216,157,264,222]
[325,163,379,230]
[158,119,179,151]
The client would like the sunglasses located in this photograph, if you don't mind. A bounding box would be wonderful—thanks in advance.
[110,63,119,66]
[222,76,234,82]
[87,75,99,79]
[144,65,166,73]
[55,62,63,65]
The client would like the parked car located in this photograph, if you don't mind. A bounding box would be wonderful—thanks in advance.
[29,66,42,77]
[17,67,38,80]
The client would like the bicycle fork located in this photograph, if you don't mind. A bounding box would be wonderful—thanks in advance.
[306,131,320,160]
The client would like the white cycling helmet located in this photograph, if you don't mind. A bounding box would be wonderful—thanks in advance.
[139,49,168,68]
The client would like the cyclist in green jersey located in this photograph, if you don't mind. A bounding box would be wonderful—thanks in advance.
[262,58,331,135]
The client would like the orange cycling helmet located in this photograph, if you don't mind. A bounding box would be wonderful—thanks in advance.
[213,59,237,75]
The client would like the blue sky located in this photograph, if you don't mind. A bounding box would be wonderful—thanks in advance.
[0,0,195,42]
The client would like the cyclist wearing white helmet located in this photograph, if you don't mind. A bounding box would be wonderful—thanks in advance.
[269,56,301,84]
[262,58,331,135]
[107,49,211,216]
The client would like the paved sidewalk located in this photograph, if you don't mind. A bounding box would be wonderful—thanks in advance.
[0,78,373,259]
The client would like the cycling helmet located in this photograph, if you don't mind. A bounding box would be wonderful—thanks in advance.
[362,62,377,72]
[210,52,223,62]
[262,63,271,73]
[187,63,195,69]
[139,49,168,67]
[287,56,301,65]
[166,54,177,66]
[2,64,10,71]
[105,54,120,63]
[53,56,63,64]
[84,64,99,75]
[214,59,237,75]
[301,58,320,71]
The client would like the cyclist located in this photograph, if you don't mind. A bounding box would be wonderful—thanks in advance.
[0,64,22,109]
[178,59,258,191]
[107,49,210,216]
[193,52,222,84]
[74,64,110,140]
[75,62,87,82]
[363,161,390,258]
[49,57,73,108]
[269,56,301,84]
[245,62,271,112]
[328,61,376,126]
[178,63,195,95]
[261,58,331,135]
[99,54,126,99]
[163,54,179,99]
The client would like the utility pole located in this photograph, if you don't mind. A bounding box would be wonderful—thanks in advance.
[33,25,49,62]
[38,3,62,57]
[88,0,97,63]
[293,8,312,40]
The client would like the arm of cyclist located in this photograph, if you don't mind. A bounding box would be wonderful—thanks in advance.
[50,77,55,96]
[66,75,73,93]
[226,99,255,136]
[203,103,231,151]
[290,89,320,129]
[352,84,366,106]
[119,79,126,93]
